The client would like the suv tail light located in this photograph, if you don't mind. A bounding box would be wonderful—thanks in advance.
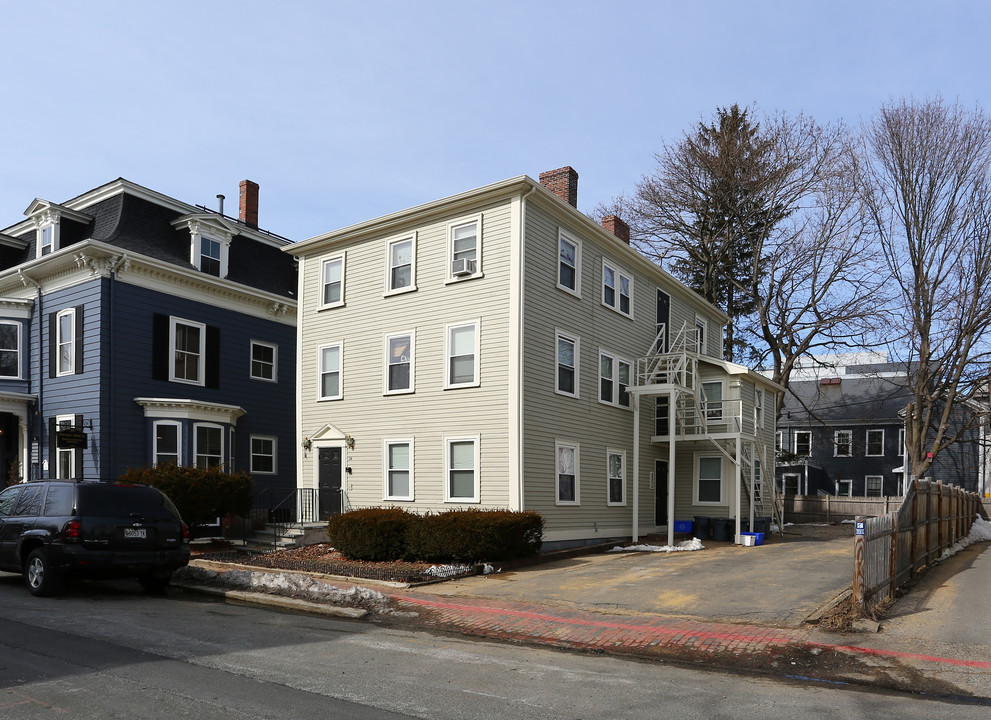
[62,519,82,542]
[182,524,189,541]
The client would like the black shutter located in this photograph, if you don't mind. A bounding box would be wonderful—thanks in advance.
[74,413,84,479]
[48,417,56,477]
[48,312,56,378]
[205,325,220,389]
[152,314,169,381]
[74,305,84,374]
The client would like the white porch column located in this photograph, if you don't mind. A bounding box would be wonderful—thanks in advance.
[632,394,640,543]
[735,436,742,543]
[667,392,676,548]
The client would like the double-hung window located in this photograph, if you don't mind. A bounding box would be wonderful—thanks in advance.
[602,261,632,317]
[702,381,723,422]
[385,332,414,394]
[39,224,55,256]
[834,430,852,457]
[170,318,205,385]
[250,435,276,474]
[695,455,723,505]
[55,415,76,479]
[794,430,812,456]
[558,232,580,295]
[449,217,480,279]
[865,475,883,497]
[445,437,478,502]
[153,421,181,466]
[56,308,75,376]
[446,321,479,388]
[318,343,343,400]
[599,351,631,408]
[837,479,853,497]
[866,429,884,456]
[194,423,223,469]
[607,450,625,505]
[556,331,579,397]
[384,439,413,500]
[387,235,415,293]
[556,441,579,505]
[775,431,783,453]
[695,316,707,354]
[199,235,222,276]
[0,321,20,378]
[250,341,277,382]
[321,256,345,307]
[898,429,905,457]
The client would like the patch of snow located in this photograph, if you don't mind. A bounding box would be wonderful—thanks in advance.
[178,565,389,606]
[840,519,858,524]
[938,515,991,561]
[423,564,474,578]
[608,537,705,553]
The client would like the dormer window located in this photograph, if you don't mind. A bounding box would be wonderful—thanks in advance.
[39,224,56,256]
[172,215,235,279]
[199,235,222,276]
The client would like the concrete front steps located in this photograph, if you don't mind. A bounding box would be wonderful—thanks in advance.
[244,521,330,550]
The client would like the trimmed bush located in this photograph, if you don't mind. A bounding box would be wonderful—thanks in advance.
[118,465,254,526]
[406,509,543,562]
[327,507,415,561]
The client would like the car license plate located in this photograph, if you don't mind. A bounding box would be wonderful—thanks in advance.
[124,528,147,539]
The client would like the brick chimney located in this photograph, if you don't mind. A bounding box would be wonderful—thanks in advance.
[539,166,578,207]
[601,215,631,244]
[239,179,259,228]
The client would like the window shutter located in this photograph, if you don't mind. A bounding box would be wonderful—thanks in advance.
[74,413,84,478]
[48,417,56,477]
[48,312,56,379]
[205,325,220,389]
[74,305,84,374]
[152,314,168,381]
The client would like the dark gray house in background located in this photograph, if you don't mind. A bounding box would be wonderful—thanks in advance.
[774,354,984,497]
[0,178,297,501]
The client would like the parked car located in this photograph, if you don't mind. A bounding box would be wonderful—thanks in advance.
[0,480,190,596]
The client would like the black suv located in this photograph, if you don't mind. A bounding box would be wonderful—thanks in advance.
[0,480,190,596]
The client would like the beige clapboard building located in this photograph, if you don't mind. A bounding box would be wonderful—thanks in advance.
[287,167,781,549]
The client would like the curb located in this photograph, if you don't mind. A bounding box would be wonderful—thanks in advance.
[176,582,369,619]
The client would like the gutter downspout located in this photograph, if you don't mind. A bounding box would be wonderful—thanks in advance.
[107,254,128,479]
[18,270,42,481]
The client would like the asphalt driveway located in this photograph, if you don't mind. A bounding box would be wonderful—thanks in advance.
[416,524,855,627]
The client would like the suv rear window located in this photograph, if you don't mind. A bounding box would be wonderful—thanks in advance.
[43,484,74,516]
[77,484,180,520]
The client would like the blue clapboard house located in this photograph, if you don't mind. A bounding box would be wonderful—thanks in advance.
[0,178,297,503]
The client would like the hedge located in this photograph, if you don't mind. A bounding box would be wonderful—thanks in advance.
[118,465,254,526]
[328,507,543,562]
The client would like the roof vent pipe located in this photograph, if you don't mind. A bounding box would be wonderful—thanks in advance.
[217,194,225,215]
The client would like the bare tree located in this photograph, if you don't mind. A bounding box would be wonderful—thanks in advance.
[600,107,884,410]
[860,97,991,479]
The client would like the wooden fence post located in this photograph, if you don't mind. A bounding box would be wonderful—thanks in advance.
[853,515,865,613]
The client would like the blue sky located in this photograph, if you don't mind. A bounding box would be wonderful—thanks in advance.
[1,1,987,242]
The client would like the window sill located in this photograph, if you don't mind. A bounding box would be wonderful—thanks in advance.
[444,272,484,285]
[383,286,417,298]
[384,389,415,396]
[317,302,346,312]
[554,389,579,399]
[556,284,581,299]
[250,376,278,383]
[444,383,480,390]
[317,396,343,402]
[555,500,581,507]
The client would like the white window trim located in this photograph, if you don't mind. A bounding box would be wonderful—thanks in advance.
[384,330,415,395]
[898,428,905,457]
[775,430,783,453]
[555,330,580,398]
[598,349,632,409]
[317,342,344,401]
[249,340,278,383]
[249,434,277,474]
[192,231,230,278]
[794,430,812,456]
[836,479,853,497]
[783,473,801,495]
[601,259,633,318]
[383,438,414,501]
[152,420,182,467]
[555,440,580,506]
[702,380,724,422]
[169,317,205,386]
[606,448,626,507]
[445,214,483,282]
[834,430,852,457]
[444,435,480,503]
[0,320,22,379]
[444,319,480,390]
[755,388,765,428]
[55,414,76,479]
[193,422,224,469]
[37,221,58,258]
[866,429,885,457]
[865,475,884,497]
[56,307,75,377]
[693,453,725,506]
[320,254,346,310]
[695,315,708,354]
[557,230,582,297]
[384,232,417,296]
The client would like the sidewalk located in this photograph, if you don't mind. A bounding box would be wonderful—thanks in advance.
[177,532,991,702]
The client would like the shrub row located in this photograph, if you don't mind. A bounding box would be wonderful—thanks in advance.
[327,507,543,563]
[119,465,254,526]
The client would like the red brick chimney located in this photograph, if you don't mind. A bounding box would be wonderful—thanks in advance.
[239,180,259,228]
[539,167,578,207]
[601,215,631,244]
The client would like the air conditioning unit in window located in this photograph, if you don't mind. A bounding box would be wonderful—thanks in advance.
[451,258,476,276]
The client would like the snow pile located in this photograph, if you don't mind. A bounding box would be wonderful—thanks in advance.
[178,565,389,606]
[608,537,705,553]
[423,563,474,578]
[938,515,991,561]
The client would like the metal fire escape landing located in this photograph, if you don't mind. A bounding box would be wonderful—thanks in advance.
[634,323,782,541]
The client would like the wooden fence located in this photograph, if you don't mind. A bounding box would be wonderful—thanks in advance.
[852,480,989,614]
[782,495,904,524]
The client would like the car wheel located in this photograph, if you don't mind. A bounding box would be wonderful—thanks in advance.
[25,548,62,597]
[138,569,172,593]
